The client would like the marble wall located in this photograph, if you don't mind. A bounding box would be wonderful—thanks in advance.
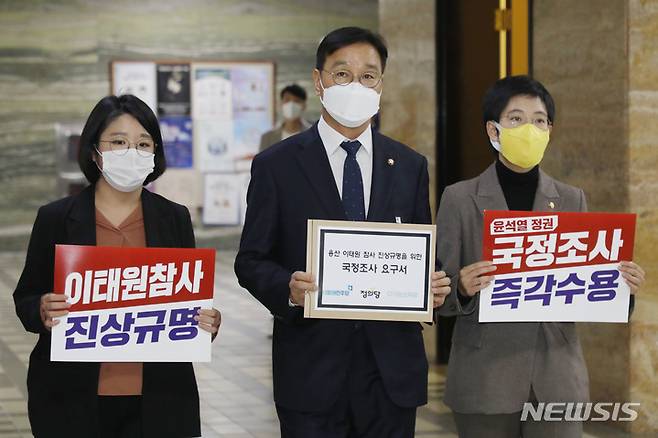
[378,0,437,360]
[628,0,658,433]
[379,0,436,362]
[532,0,631,419]
[378,0,437,213]
[0,0,378,228]
[534,0,658,432]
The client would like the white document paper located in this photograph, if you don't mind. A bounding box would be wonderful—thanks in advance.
[305,220,436,322]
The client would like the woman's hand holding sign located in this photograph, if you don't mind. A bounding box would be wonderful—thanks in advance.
[458,261,497,297]
[40,293,70,331]
[196,308,221,341]
[619,261,645,295]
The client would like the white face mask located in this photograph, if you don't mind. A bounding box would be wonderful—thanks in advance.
[281,101,304,121]
[319,80,381,128]
[96,148,155,193]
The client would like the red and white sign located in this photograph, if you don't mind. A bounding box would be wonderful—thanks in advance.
[479,211,636,323]
[51,245,216,362]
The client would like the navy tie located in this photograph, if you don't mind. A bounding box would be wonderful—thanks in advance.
[340,140,365,221]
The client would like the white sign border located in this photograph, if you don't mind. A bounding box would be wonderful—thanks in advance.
[304,220,436,322]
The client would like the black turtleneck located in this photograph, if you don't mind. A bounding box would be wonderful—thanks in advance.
[495,159,539,211]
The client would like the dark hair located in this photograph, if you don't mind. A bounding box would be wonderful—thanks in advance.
[316,27,388,72]
[482,75,556,124]
[280,84,307,101]
[78,95,166,185]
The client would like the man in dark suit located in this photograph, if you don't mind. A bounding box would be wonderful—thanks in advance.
[235,27,451,438]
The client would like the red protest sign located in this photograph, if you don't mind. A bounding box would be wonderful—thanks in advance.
[479,211,636,323]
[482,211,636,275]
[54,245,215,312]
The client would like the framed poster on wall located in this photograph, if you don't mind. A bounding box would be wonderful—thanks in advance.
[110,60,275,225]
[111,62,157,113]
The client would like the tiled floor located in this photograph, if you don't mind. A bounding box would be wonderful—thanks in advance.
[0,251,634,437]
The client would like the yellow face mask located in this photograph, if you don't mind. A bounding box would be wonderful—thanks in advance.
[493,122,550,169]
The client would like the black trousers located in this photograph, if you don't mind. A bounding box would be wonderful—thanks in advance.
[99,395,143,438]
[276,326,417,438]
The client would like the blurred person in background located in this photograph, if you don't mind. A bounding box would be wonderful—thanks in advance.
[259,83,311,151]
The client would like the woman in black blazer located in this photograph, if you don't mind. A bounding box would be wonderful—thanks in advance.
[13,95,221,438]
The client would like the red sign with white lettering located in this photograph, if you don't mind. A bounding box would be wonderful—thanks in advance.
[482,211,636,275]
[54,245,215,311]
[478,211,636,323]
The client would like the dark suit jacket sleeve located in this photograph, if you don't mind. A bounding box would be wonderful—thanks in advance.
[413,156,437,325]
[413,156,432,225]
[234,156,298,321]
[13,207,54,334]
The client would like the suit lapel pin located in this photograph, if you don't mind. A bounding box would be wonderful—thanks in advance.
[549,201,555,209]
[387,158,395,166]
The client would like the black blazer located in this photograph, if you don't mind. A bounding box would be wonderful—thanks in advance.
[234,124,432,412]
[13,185,201,438]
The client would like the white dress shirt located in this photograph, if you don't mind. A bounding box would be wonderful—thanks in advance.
[317,115,373,215]
[289,117,374,307]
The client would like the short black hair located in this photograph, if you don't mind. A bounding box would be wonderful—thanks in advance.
[316,27,388,72]
[280,84,307,101]
[482,75,556,125]
[78,95,166,185]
